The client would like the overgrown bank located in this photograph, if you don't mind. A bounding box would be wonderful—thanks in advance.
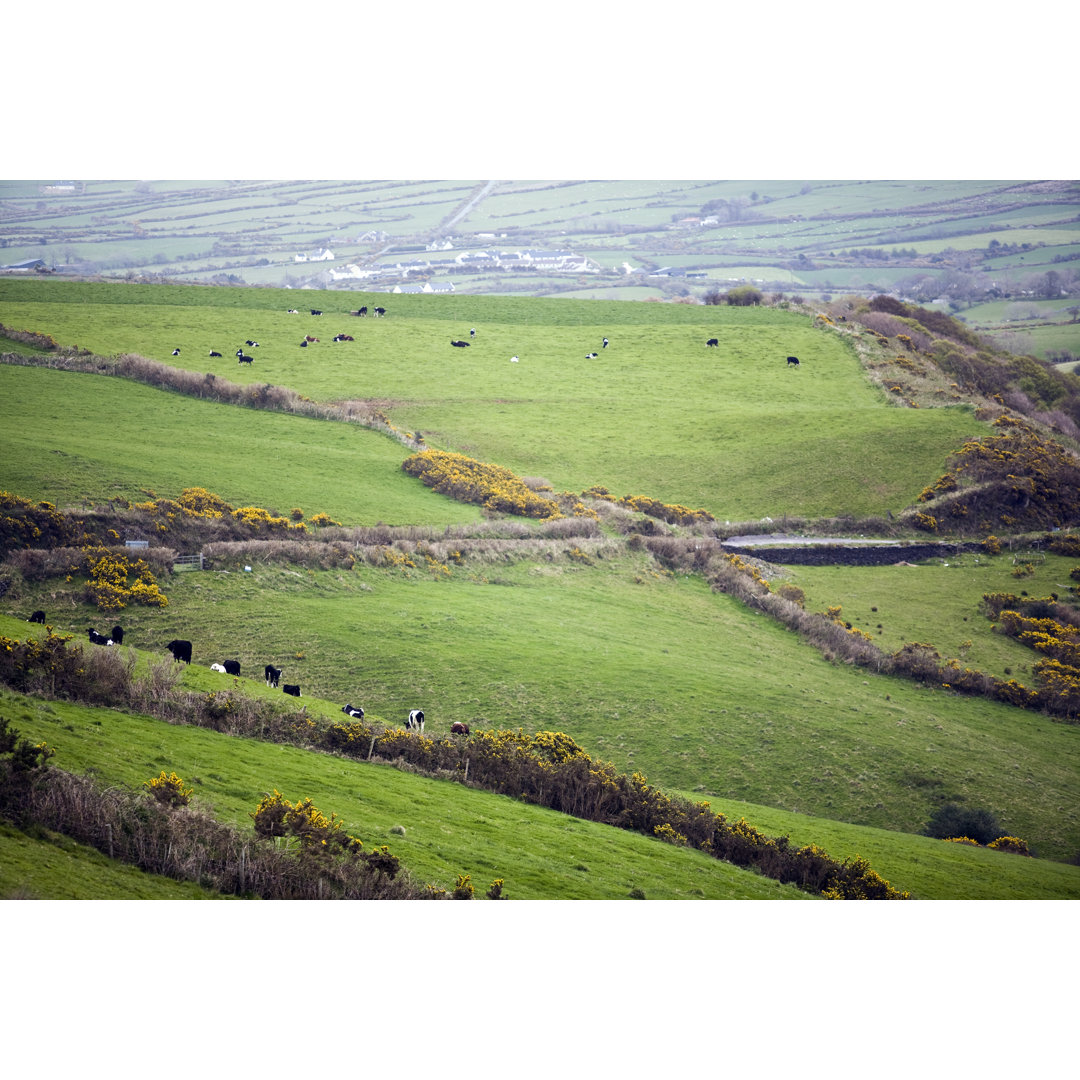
[0,632,908,898]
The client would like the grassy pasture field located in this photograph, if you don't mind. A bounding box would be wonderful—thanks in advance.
[0,364,479,526]
[5,523,1080,870]
[2,655,1077,900]
[0,279,985,520]
[2,278,1080,900]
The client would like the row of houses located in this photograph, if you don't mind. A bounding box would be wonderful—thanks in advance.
[324,247,595,285]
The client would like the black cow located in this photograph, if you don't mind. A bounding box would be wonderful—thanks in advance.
[166,639,192,664]
[110,624,124,645]
[451,340,470,347]
[223,659,241,676]
[265,664,282,688]
[342,703,365,719]
[310,309,323,316]
[28,610,45,624]
[406,709,425,733]
[237,354,254,364]
[282,684,302,697]
[451,721,470,735]
[787,355,800,366]
[300,340,308,347]
[706,338,719,347]
[88,628,112,646]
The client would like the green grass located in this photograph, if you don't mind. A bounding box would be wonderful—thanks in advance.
[0,820,229,900]
[786,550,1080,682]
[6,530,1080,868]
[0,688,811,900]
[0,279,985,519]
[0,364,478,525]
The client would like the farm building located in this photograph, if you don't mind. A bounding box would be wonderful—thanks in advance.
[294,249,335,263]
[3,258,47,272]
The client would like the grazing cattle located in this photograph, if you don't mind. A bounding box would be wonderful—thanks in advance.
[310,309,323,316]
[110,624,124,645]
[451,339,470,347]
[305,335,319,342]
[406,709,425,733]
[282,684,302,697]
[209,350,222,357]
[470,328,476,337]
[586,352,598,359]
[786,355,801,366]
[450,721,470,735]
[28,610,45,624]
[166,639,192,664]
[342,703,365,719]
[332,334,354,342]
[210,663,226,673]
[88,628,112,646]
[172,348,181,356]
[706,338,719,347]
[300,339,308,347]
[265,664,282,688]
[245,340,259,347]
[373,306,386,317]
[237,354,254,364]
[510,356,519,363]
[357,306,368,317]
[603,338,609,348]
[287,309,300,314]
[223,659,241,676]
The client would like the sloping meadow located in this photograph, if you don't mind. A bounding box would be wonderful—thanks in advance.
[0,278,985,520]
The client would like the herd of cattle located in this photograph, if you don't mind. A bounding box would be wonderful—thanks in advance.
[165,304,806,372]
[26,610,469,737]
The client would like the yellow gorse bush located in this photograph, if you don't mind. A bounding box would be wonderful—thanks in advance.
[402,450,561,519]
[143,770,193,807]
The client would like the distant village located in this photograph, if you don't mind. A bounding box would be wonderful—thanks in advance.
[291,238,601,292]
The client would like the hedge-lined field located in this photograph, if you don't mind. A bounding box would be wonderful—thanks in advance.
[0,279,985,519]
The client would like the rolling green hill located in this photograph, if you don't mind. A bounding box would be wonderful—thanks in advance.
[2,277,1079,899]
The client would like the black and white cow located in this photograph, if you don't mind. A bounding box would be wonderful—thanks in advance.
[209,350,222,357]
[282,684,302,697]
[88,628,113,646]
[603,338,609,349]
[237,353,254,365]
[706,338,719,347]
[166,639,193,664]
[357,306,368,317]
[586,352,598,359]
[223,659,241,676]
[28,610,45,624]
[342,703,365,719]
[372,307,386,317]
[172,348,181,356]
[406,709,425,733]
[265,664,282,688]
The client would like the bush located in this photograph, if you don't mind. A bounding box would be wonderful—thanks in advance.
[923,804,1005,846]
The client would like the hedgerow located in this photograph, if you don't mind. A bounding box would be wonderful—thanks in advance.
[0,636,905,898]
